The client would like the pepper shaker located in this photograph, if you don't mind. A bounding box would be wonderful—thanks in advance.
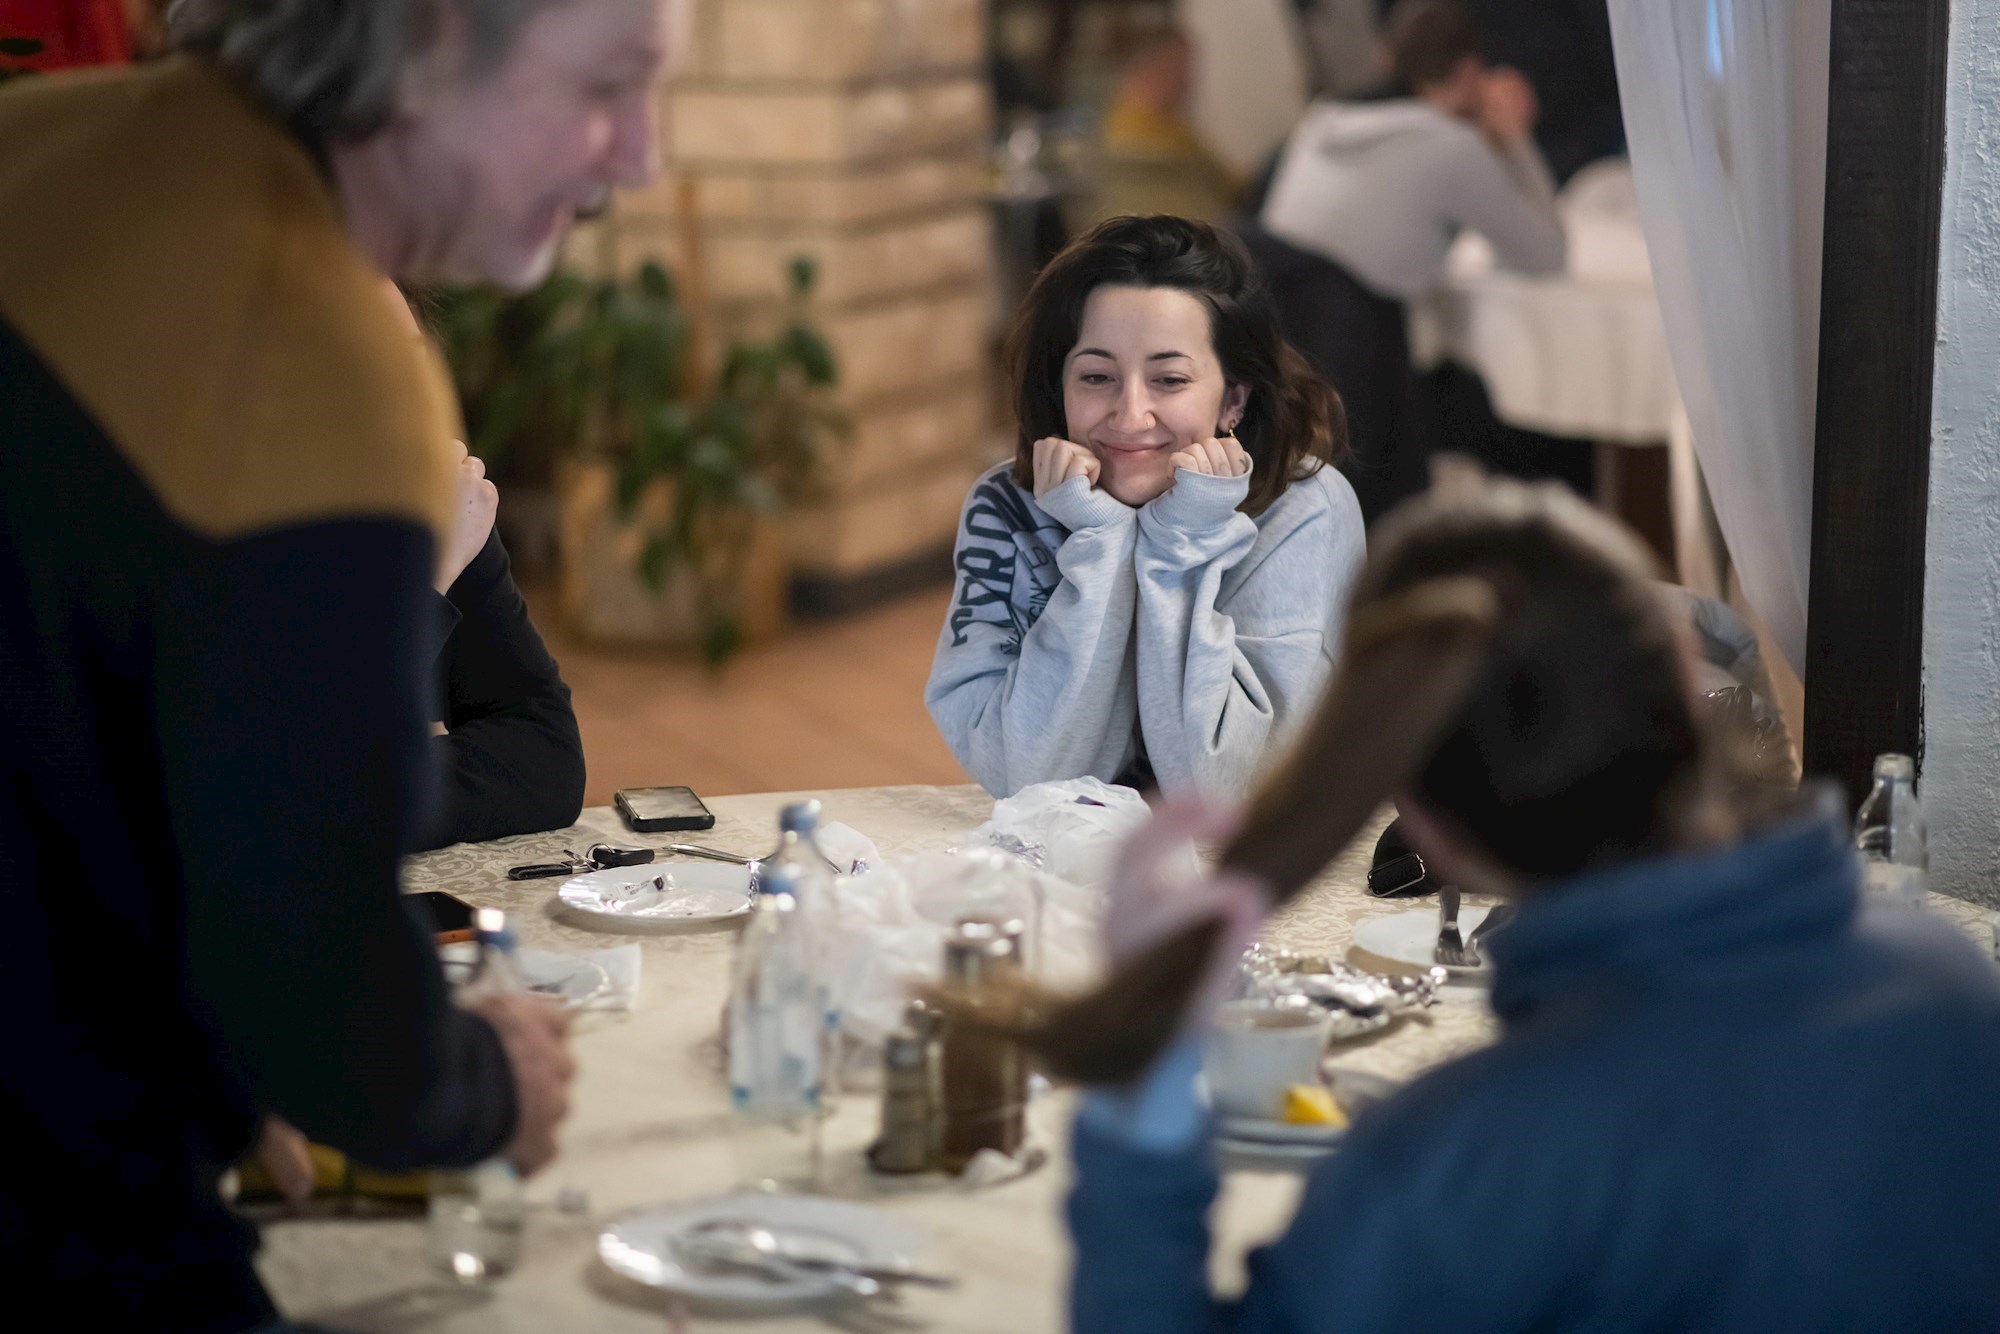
[936,918,1028,1173]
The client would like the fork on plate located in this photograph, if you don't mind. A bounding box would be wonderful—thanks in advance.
[1434,882,1476,967]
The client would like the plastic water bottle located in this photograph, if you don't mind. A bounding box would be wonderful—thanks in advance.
[727,861,823,1190]
[765,801,844,1092]
[430,909,527,1281]
[1854,753,1929,909]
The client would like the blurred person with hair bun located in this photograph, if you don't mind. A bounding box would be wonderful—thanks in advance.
[969,470,2000,1331]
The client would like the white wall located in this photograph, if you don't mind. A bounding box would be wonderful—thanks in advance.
[1925,0,2000,907]
[1183,0,1310,179]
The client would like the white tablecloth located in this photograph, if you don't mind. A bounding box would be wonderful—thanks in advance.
[256,785,1991,1331]
[253,787,1478,1332]
[1409,161,1681,446]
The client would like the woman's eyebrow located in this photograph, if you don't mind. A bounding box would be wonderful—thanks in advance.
[1069,348,1194,361]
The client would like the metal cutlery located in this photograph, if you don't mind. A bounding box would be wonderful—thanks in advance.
[1435,889,1514,968]
[652,843,757,866]
[680,1217,954,1293]
[1434,881,1475,967]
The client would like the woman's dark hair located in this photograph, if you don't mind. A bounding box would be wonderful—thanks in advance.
[1364,476,1704,878]
[1005,214,1347,517]
[945,469,1726,1084]
[1384,0,1484,93]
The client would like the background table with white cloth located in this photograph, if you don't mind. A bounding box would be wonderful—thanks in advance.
[1408,162,1726,596]
[1410,160,1678,446]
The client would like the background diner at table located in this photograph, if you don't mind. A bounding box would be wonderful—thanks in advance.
[8,2,2000,1333]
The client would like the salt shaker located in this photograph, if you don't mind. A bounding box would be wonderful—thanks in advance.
[868,1002,939,1174]
[936,918,1028,1173]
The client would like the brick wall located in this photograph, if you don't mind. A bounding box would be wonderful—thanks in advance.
[575,0,1005,589]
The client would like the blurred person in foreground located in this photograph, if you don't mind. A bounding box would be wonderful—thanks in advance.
[0,0,679,1326]
[972,470,2000,1329]
[1246,0,1564,522]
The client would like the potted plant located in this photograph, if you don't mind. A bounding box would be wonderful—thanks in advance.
[432,258,844,664]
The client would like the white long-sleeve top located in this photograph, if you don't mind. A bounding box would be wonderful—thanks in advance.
[924,460,1366,801]
[1260,98,1566,299]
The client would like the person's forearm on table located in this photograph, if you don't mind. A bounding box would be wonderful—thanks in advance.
[160,519,516,1169]
[417,529,585,850]
[1457,138,1566,276]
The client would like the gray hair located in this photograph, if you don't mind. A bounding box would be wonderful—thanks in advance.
[169,0,562,140]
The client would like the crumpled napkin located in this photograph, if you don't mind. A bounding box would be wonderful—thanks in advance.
[516,943,641,1012]
[816,820,882,874]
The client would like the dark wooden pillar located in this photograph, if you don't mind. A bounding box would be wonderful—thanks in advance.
[1803,0,1952,804]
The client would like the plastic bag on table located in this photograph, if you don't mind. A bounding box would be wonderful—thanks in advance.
[816,847,1105,1076]
[971,776,1166,887]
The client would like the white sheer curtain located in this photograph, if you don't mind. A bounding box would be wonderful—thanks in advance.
[1606,0,1829,671]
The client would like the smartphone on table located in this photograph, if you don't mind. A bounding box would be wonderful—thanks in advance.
[408,889,477,945]
[615,785,715,833]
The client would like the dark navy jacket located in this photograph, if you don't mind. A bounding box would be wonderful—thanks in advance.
[1070,811,2000,1331]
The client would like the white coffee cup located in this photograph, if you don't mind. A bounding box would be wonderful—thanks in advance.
[1203,998,1332,1121]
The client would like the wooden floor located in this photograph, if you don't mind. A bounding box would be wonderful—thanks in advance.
[530,584,973,805]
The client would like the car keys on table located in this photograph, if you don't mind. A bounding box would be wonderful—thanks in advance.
[506,843,757,880]
[505,845,651,880]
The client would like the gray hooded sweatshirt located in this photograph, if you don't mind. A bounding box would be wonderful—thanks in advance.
[925,460,1365,800]
[1260,98,1565,299]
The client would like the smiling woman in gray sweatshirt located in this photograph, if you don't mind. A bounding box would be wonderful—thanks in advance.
[926,216,1366,800]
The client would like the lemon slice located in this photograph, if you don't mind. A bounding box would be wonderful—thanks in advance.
[1281,1084,1348,1127]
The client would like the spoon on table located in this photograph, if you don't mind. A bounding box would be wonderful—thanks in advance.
[683,1217,955,1290]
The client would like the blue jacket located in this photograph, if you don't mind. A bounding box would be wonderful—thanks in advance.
[1069,812,2000,1331]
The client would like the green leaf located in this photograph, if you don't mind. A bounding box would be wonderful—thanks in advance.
[637,533,674,590]
[637,260,676,303]
[613,455,651,515]
[702,613,744,668]
[704,397,753,446]
[782,325,838,386]
[787,255,817,298]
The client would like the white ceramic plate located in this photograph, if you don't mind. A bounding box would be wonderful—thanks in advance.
[1216,1114,1345,1147]
[599,1193,926,1308]
[555,862,752,933]
[1213,1068,1400,1168]
[1351,906,1496,981]
[1214,1135,1338,1168]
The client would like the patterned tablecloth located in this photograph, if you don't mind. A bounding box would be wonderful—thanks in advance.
[258,785,1993,1332]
